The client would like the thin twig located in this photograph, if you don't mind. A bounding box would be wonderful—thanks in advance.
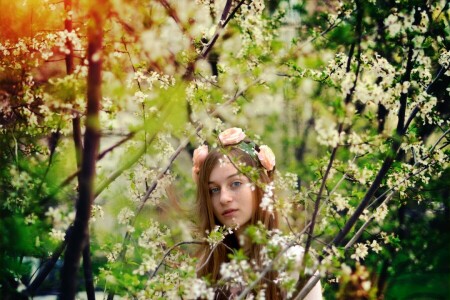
[150,240,204,278]
[54,131,136,193]
[344,192,394,250]
[236,242,297,300]
[23,228,71,296]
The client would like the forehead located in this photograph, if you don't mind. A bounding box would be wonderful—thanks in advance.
[209,159,240,183]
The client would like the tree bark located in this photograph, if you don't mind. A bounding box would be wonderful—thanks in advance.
[59,2,105,298]
[83,240,96,300]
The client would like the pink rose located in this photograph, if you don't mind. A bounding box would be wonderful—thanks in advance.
[257,145,276,171]
[192,145,208,182]
[192,166,200,183]
[218,127,246,145]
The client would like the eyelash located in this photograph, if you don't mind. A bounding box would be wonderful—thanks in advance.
[209,181,242,194]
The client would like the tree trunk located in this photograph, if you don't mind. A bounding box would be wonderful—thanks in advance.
[59,2,105,298]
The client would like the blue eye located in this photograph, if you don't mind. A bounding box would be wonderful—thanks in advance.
[231,181,242,188]
[210,187,220,194]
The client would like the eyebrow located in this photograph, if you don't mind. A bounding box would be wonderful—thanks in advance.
[208,172,240,184]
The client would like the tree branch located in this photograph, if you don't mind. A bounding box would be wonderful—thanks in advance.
[396,44,414,134]
[183,0,245,79]
[344,192,394,249]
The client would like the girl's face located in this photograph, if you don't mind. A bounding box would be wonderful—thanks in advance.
[208,159,255,230]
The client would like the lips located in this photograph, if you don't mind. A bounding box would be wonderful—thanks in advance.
[222,209,238,217]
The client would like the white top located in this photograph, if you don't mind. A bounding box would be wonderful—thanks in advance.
[283,245,323,300]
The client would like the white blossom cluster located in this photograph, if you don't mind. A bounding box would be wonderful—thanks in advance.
[185,75,217,105]
[128,70,175,90]
[123,149,175,207]
[205,225,234,249]
[105,243,123,263]
[0,29,84,70]
[4,166,36,212]
[49,228,66,242]
[384,9,429,37]
[219,258,251,286]
[45,205,75,242]
[332,193,350,212]
[346,160,375,186]
[350,243,368,262]
[154,132,176,164]
[414,50,434,82]
[138,220,169,251]
[132,254,157,276]
[361,203,389,223]
[324,51,442,125]
[260,182,275,214]
[350,238,384,262]
[117,207,135,225]
[134,261,212,299]
[315,119,346,148]
[272,172,298,216]
[180,278,215,300]
[414,91,440,125]
[90,204,105,223]
[127,70,176,104]
[384,142,448,198]
[385,164,416,198]
[46,73,87,114]
[234,0,273,63]
[439,49,450,70]
[347,132,372,156]
[324,1,354,25]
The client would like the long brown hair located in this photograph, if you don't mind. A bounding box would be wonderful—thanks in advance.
[195,146,281,299]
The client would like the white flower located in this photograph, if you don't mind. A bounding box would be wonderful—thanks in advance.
[315,119,345,148]
[351,243,368,262]
[370,240,382,253]
[45,207,62,223]
[91,204,104,222]
[133,254,157,275]
[374,204,388,223]
[183,278,215,300]
[117,207,135,225]
[332,193,349,212]
[260,182,275,214]
[205,225,232,249]
[439,49,450,68]
[219,259,250,285]
[347,132,372,155]
[341,263,352,275]
[138,222,166,250]
[362,280,372,291]
[134,91,149,103]
[49,229,65,241]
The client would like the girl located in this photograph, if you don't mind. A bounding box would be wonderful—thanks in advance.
[192,128,322,299]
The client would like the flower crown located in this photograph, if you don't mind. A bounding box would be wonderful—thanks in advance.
[192,127,276,182]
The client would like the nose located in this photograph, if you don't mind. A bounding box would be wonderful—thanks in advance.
[219,187,233,205]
